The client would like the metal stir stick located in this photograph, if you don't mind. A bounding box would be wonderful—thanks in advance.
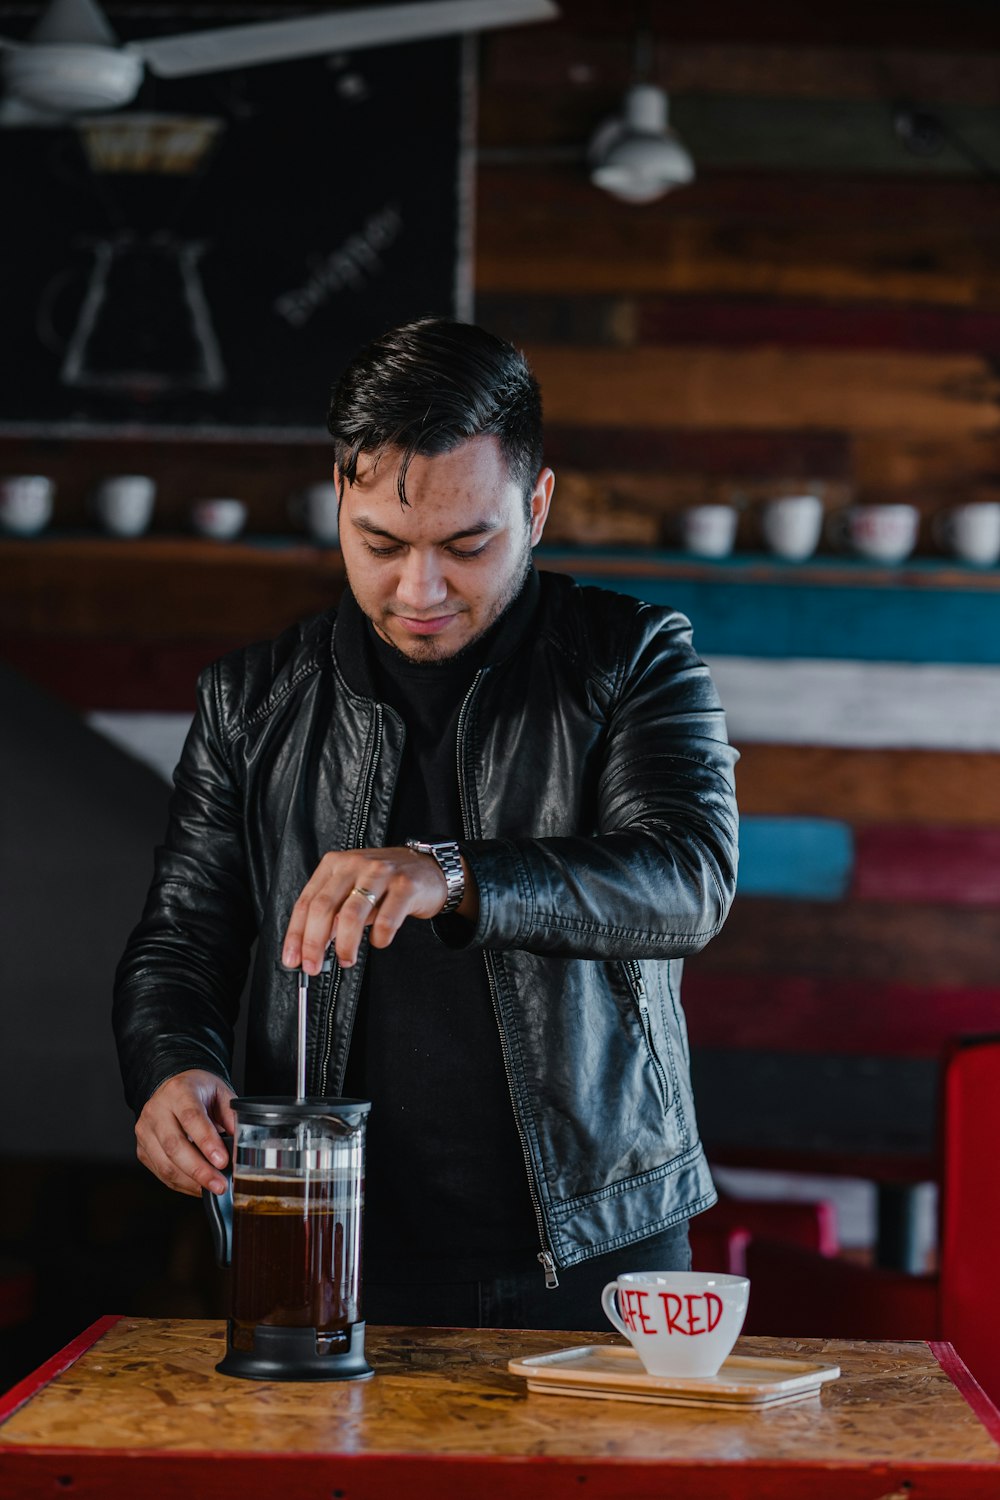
[296,967,309,1104]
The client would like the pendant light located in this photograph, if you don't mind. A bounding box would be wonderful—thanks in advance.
[588,19,694,204]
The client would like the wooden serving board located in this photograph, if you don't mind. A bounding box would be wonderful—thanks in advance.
[508,1344,841,1408]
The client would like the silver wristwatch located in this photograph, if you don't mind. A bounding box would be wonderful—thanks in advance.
[405,839,465,915]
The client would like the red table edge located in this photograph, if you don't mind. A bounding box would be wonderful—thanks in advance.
[0,1314,122,1424]
[930,1341,1000,1443]
[1,1318,998,1465]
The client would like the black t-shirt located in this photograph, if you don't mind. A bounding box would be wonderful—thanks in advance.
[343,572,542,1280]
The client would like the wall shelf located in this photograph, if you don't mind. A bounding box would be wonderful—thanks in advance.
[3,538,1000,711]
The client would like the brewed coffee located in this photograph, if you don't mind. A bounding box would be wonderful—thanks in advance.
[231,1173,361,1351]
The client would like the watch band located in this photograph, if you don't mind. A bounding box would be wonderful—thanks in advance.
[406,839,465,915]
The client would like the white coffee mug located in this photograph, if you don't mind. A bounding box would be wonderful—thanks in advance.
[93,474,156,538]
[933,502,1000,567]
[191,497,247,541]
[761,494,824,561]
[296,481,341,546]
[0,474,54,537]
[601,1270,750,1379]
[828,503,919,564]
[678,504,738,559]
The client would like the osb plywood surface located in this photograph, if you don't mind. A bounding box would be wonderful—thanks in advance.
[1,1320,997,1465]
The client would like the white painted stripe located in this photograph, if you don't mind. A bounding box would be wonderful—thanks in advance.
[708,657,1000,750]
[85,656,1000,777]
[86,711,191,783]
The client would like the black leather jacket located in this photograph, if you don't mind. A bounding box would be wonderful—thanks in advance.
[114,570,739,1272]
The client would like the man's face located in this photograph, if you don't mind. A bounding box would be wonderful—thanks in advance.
[337,434,553,662]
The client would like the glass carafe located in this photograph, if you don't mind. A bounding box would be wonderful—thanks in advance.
[205,1096,372,1381]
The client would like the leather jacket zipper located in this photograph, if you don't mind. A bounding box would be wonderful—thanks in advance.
[456,670,560,1290]
[623,958,670,1109]
[318,703,384,1094]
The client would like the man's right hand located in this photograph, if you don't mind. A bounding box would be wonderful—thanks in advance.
[135,1070,236,1198]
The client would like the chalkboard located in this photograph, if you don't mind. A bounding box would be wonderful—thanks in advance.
[0,33,468,433]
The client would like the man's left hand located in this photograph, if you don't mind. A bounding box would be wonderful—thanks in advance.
[281,845,475,974]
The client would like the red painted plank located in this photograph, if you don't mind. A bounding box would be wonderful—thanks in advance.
[692,899,1000,989]
[542,425,850,477]
[638,299,1000,353]
[479,166,1000,234]
[0,640,234,712]
[853,826,1000,905]
[0,1316,120,1425]
[682,974,1000,1057]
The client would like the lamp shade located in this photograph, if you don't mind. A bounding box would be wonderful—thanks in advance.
[589,83,695,204]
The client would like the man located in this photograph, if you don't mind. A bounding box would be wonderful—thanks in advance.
[114,317,739,1330]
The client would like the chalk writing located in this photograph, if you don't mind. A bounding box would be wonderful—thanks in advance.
[273,204,403,329]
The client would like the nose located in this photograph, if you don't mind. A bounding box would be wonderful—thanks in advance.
[394,548,448,613]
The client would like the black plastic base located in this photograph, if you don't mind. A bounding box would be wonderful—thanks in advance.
[216,1319,374,1382]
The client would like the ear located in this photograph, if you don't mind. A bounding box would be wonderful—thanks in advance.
[529,468,555,548]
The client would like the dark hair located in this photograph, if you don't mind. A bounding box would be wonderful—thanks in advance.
[327,317,543,509]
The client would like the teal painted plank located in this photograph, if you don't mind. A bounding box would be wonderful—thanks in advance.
[543,553,1000,663]
[737,817,854,900]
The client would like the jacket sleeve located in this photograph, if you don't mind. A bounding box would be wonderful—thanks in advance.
[112,662,256,1114]
[450,604,739,959]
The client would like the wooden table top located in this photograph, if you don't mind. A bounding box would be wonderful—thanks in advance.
[1,1317,998,1500]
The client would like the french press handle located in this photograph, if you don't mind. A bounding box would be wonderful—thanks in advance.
[201,1134,234,1268]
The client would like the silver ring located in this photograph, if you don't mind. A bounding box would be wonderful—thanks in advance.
[351,885,379,909]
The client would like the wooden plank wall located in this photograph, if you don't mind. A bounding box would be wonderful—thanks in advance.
[475,15,1000,549]
[2,4,1000,1165]
[471,8,1000,1118]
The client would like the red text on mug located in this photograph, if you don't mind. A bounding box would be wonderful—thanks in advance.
[620,1288,724,1337]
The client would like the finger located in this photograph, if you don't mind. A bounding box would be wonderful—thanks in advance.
[210,1087,237,1142]
[367,885,413,950]
[139,1105,229,1195]
[332,886,381,969]
[176,1098,230,1171]
[300,891,342,975]
[282,889,314,969]
[282,852,348,967]
[165,1125,230,1195]
[136,1127,212,1197]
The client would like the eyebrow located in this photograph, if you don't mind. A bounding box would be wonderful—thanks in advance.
[351,517,501,544]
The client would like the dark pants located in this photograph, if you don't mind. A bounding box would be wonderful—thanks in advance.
[364,1222,691,1331]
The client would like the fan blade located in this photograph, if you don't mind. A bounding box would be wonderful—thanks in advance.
[28,0,118,47]
[0,94,68,126]
[132,0,558,80]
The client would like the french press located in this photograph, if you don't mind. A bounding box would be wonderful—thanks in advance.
[205,1095,372,1381]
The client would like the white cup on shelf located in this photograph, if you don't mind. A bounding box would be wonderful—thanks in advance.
[294,481,341,546]
[933,502,1000,567]
[191,497,247,541]
[93,474,156,538]
[678,503,738,559]
[760,493,824,561]
[0,474,54,537]
[827,503,919,564]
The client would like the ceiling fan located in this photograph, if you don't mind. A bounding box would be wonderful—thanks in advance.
[0,0,558,122]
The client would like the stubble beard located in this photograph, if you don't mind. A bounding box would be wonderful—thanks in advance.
[358,529,534,666]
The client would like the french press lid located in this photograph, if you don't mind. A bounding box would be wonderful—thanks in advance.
[231,1096,371,1125]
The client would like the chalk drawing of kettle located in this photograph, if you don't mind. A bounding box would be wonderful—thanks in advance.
[38,232,226,396]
